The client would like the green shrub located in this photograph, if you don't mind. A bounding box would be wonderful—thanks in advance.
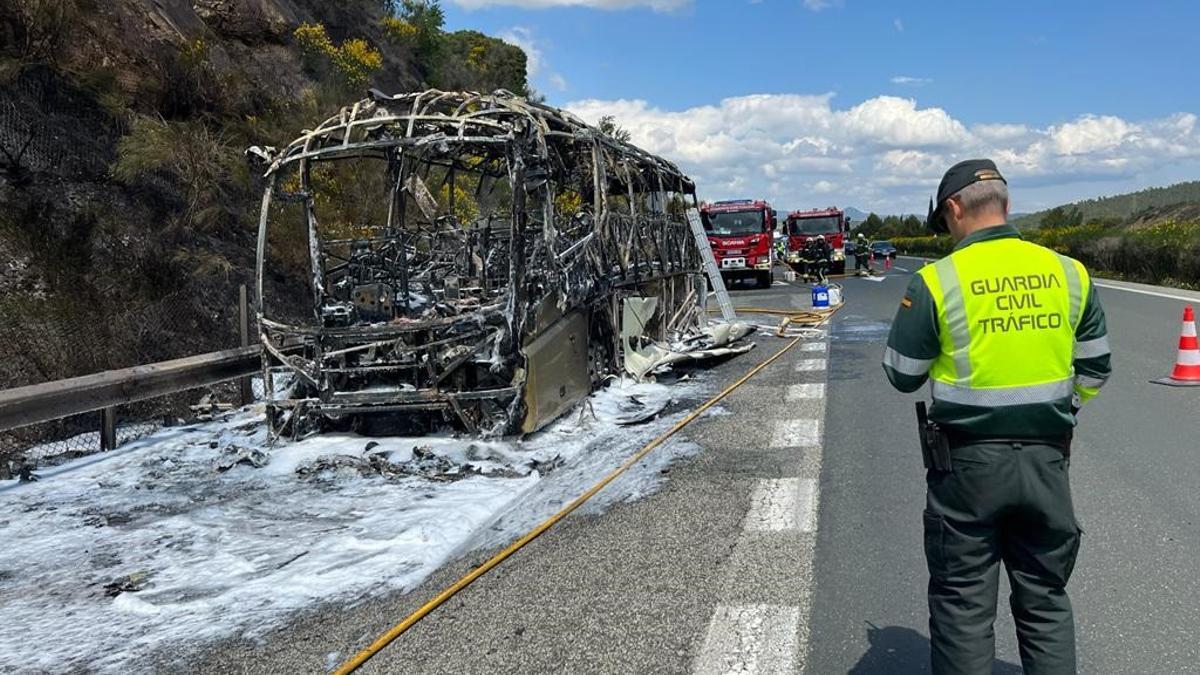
[8,0,78,63]
[114,116,244,231]
[436,30,528,95]
[891,235,954,257]
[893,220,1200,289]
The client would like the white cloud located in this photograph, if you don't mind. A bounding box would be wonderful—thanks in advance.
[566,92,1200,212]
[839,96,968,147]
[499,27,543,77]
[890,75,932,86]
[548,73,569,91]
[803,0,838,10]
[449,0,690,10]
[972,123,1029,142]
[1050,115,1134,155]
[893,17,904,32]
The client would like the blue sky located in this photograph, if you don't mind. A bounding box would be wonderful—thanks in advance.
[443,0,1200,214]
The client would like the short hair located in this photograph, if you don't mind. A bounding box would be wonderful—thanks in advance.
[950,179,1008,216]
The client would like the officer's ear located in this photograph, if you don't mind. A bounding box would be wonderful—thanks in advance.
[945,197,964,228]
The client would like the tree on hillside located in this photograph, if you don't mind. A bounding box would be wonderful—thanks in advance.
[390,0,445,78]
[598,115,632,142]
[901,214,924,236]
[1040,206,1083,230]
[436,30,529,95]
[1012,180,1200,229]
[857,212,884,237]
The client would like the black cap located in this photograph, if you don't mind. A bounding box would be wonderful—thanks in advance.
[926,159,1006,233]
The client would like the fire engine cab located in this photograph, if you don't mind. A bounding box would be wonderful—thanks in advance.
[700,199,778,289]
[784,206,851,276]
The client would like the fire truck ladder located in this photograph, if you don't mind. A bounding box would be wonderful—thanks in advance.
[685,208,736,322]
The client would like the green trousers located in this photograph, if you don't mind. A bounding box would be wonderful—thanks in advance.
[923,441,1083,675]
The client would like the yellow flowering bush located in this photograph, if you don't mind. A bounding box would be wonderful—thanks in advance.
[333,38,383,87]
[381,17,419,43]
[293,23,381,89]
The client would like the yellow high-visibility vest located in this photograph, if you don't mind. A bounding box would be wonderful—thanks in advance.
[917,237,1090,407]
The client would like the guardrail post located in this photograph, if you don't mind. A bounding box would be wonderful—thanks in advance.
[101,407,116,451]
[238,284,253,406]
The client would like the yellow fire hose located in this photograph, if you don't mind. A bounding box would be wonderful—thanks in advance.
[332,310,838,674]
[708,303,844,337]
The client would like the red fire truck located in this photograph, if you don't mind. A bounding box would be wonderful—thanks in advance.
[700,199,778,289]
[784,206,851,276]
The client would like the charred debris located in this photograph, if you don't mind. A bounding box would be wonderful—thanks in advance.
[252,89,749,439]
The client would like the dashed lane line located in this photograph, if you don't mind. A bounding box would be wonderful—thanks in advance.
[694,605,801,675]
[743,478,818,533]
[785,383,825,401]
[770,419,821,448]
[696,322,830,674]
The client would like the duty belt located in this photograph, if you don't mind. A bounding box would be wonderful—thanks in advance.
[944,428,1073,455]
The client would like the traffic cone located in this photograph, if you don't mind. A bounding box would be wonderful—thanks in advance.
[1153,305,1200,386]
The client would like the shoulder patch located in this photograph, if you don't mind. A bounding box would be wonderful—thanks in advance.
[900,296,913,309]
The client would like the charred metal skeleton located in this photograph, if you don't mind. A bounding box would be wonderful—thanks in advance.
[254,90,706,437]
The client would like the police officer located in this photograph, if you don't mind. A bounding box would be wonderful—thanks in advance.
[882,159,1112,675]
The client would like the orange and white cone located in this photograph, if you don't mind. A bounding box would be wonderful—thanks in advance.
[1153,305,1200,386]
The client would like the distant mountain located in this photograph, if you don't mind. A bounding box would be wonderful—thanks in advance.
[1010,180,1200,229]
[843,207,870,223]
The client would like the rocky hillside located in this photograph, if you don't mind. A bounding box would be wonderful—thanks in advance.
[0,0,528,387]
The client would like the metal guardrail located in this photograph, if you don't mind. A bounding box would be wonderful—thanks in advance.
[0,346,262,439]
[0,285,262,456]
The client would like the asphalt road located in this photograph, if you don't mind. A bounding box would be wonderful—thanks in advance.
[186,263,1200,674]
[807,259,1200,674]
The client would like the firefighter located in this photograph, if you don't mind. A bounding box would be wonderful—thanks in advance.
[882,159,1111,675]
[799,238,819,282]
[814,235,832,284]
[854,233,872,275]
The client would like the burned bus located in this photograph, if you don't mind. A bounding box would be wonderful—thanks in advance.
[252,90,708,437]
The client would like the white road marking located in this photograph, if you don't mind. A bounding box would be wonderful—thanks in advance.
[785,383,825,400]
[861,276,886,283]
[694,605,801,675]
[894,266,910,273]
[770,419,821,447]
[1094,281,1200,303]
[743,478,818,533]
[696,316,831,674]
[744,479,799,531]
